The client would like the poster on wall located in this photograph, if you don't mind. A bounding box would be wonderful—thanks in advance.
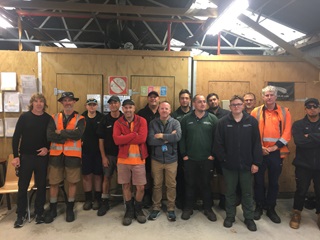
[4,117,18,137]
[4,92,20,112]
[268,82,294,101]
[21,75,37,93]
[1,72,17,91]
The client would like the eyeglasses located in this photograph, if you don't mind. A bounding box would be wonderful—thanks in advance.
[306,105,319,109]
[230,103,243,107]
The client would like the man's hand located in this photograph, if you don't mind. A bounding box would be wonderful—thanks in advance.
[267,145,278,153]
[251,164,259,174]
[154,133,163,139]
[102,155,109,168]
[262,147,269,156]
[183,156,189,161]
[12,157,20,168]
[55,129,61,134]
[37,147,48,156]
[208,155,214,161]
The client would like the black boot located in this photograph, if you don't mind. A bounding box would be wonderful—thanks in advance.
[66,201,75,222]
[97,198,110,216]
[123,199,135,226]
[44,202,57,224]
[266,206,281,223]
[135,200,147,224]
[83,191,92,210]
[254,204,263,220]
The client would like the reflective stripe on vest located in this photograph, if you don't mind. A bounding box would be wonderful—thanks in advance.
[50,113,82,158]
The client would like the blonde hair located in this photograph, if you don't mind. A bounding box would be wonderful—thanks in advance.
[28,93,48,111]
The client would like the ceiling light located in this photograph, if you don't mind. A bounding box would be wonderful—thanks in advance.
[207,0,249,36]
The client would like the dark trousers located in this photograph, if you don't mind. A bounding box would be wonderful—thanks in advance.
[293,166,320,214]
[223,168,254,219]
[184,159,214,210]
[176,154,185,204]
[254,150,283,207]
[17,154,48,217]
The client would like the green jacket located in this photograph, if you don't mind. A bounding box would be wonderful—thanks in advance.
[179,111,218,161]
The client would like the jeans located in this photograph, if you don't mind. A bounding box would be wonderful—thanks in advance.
[184,159,214,210]
[254,150,282,207]
[293,166,320,214]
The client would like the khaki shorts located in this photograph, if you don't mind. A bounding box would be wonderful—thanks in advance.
[48,165,81,184]
[117,164,146,186]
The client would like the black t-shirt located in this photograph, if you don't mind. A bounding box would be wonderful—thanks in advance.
[81,110,103,153]
[12,111,51,158]
[96,112,123,156]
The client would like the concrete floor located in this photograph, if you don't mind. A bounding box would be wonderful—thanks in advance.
[0,199,319,240]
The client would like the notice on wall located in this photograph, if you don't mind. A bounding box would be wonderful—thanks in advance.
[1,72,17,91]
[109,76,128,95]
[4,117,18,137]
[4,92,20,112]
[0,93,2,112]
[21,75,37,94]
[268,82,294,101]
[20,93,32,112]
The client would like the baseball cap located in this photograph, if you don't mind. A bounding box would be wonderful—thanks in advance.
[122,99,135,106]
[304,98,319,106]
[148,91,159,97]
[58,92,79,102]
[86,98,98,105]
[108,95,121,103]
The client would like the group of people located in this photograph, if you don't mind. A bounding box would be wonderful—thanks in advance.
[10,85,320,232]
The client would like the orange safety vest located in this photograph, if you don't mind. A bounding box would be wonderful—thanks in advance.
[251,104,291,158]
[50,113,84,158]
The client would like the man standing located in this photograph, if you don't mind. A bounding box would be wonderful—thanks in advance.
[214,95,262,231]
[171,89,191,209]
[147,101,181,221]
[45,92,85,223]
[12,93,51,227]
[243,92,257,114]
[81,98,103,211]
[290,98,320,230]
[137,91,160,207]
[207,92,230,210]
[113,99,148,226]
[180,95,218,221]
[251,85,291,223]
[96,95,123,216]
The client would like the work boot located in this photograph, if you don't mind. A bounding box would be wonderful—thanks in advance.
[181,209,193,220]
[123,199,135,226]
[97,198,110,216]
[44,202,57,224]
[254,204,263,220]
[244,219,257,231]
[83,191,92,210]
[135,201,147,224]
[66,201,75,222]
[289,209,301,229]
[266,206,281,223]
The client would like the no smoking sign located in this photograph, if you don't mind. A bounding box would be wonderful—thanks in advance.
[109,76,128,95]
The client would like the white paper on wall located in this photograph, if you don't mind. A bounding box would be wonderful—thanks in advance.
[4,92,20,112]
[1,72,17,90]
[4,117,18,137]
[21,75,37,93]
[20,93,32,112]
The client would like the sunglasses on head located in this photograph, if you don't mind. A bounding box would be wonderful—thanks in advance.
[306,104,319,109]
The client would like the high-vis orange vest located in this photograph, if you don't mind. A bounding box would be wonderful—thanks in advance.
[50,113,84,158]
[251,104,291,158]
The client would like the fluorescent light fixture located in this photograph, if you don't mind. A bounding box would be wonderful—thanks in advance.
[0,15,13,28]
[54,38,77,48]
[3,7,16,10]
[207,0,249,36]
[190,0,217,20]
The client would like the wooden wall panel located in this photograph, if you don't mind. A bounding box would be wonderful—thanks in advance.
[195,56,320,193]
[0,51,37,160]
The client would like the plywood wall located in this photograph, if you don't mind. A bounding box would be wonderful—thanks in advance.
[0,51,38,160]
[194,55,320,193]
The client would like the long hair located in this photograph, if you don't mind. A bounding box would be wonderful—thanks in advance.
[28,93,48,111]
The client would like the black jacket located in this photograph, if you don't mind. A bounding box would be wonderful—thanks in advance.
[137,104,159,125]
[292,115,320,170]
[214,112,263,171]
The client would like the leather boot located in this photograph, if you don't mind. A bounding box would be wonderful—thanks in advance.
[123,199,134,226]
[135,200,146,224]
[44,202,57,224]
[66,201,75,222]
[289,209,301,229]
